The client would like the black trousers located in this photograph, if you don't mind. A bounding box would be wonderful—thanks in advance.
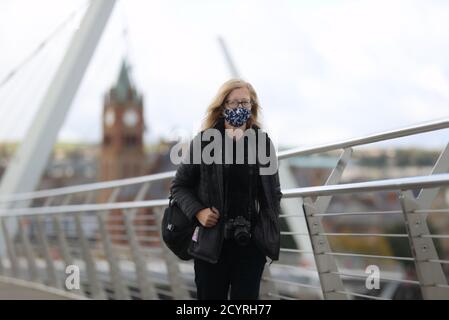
[194,238,267,300]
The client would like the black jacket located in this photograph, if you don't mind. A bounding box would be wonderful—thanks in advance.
[170,117,282,264]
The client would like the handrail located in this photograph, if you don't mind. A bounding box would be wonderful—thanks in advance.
[278,117,449,159]
[283,173,449,198]
[1,173,448,217]
[1,117,448,203]
[0,171,176,203]
[0,199,169,217]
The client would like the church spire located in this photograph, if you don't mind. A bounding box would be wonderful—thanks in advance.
[111,58,140,104]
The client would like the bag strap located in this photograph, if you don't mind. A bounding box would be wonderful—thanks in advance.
[204,137,213,210]
[206,165,212,209]
[168,190,174,206]
[247,162,253,224]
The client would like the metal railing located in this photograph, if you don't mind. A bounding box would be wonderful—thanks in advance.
[0,117,448,300]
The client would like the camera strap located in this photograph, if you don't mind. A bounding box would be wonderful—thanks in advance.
[221,128,259,225]
[249,131,260,228]
[222,136,253,222]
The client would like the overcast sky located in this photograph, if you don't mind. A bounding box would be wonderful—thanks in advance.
[1,0,449,151]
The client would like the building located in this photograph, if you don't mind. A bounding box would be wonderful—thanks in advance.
[98,59,157,247]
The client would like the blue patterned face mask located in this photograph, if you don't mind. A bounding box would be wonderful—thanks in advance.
[223,107,251,127]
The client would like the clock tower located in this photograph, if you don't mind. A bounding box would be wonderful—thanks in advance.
[98,60,154,245]
[100,59,145,184]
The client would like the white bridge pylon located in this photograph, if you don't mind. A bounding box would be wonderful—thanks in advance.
[0,0,117,252]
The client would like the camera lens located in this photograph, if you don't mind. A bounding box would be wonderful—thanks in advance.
[234,228,251,246]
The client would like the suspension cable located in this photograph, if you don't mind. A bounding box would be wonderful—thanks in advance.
[0,1,90,90]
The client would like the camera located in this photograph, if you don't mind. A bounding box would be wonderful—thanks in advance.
[224,215,251,246]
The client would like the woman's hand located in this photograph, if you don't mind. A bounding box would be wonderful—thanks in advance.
[195,207,220,228]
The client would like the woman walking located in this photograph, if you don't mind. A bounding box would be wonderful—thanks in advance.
[171,78,282,300]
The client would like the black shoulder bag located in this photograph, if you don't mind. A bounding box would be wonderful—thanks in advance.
[161,138,215,260]
[161,192,196,261]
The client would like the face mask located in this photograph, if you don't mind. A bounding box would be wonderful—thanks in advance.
[223,107,251,127]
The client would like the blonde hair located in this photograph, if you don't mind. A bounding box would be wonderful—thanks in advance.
[201,78,262,131]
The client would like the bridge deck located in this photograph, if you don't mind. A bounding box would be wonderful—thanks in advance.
[0,277,82,300]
